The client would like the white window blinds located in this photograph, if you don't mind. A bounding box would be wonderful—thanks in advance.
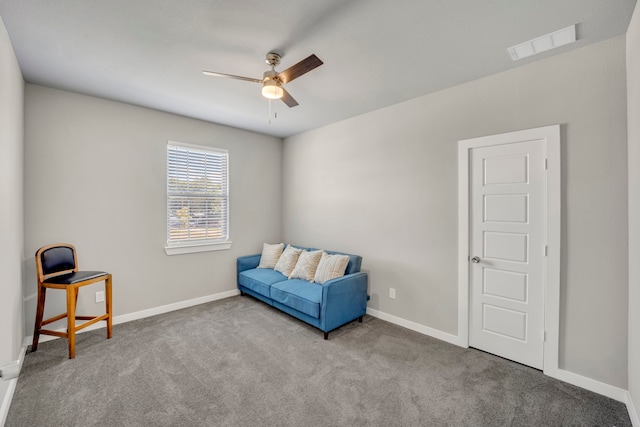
[167,142,229,246]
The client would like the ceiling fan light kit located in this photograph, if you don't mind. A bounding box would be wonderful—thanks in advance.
[262,79,284,99]
[261,69,283,99]
[203,51,323,108]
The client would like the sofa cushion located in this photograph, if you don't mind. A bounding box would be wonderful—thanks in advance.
[274,245,303,277]
[288,245,362,275]
[325,251,362,275]
[289,250,323,281]
[257,243,284,269]
[239,268,288,298]
[314,251,350,284]
[271,279,323,319]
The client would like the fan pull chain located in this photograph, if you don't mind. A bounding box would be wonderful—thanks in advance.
[268,100,278,124]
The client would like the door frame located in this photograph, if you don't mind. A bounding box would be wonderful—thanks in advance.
[457,124,561,378]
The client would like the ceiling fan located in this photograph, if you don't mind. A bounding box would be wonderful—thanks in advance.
[202,52,323,108]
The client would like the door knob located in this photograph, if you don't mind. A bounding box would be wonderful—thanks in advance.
[471,256,481,263]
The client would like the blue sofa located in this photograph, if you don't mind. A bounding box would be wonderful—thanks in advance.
[237,246,369,339]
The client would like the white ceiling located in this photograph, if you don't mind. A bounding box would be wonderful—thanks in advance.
[0,0,636,138]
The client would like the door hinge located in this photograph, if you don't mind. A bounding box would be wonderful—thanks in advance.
[543,330,547,342]
[544,158,548,170]
[544,245,548,256]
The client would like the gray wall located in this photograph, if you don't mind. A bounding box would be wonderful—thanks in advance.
[0,14,24,413]
[627,2,640,418]
[283,36,629,388]
[23,85,283,334]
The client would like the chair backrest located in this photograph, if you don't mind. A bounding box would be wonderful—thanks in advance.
[36,243,78,282]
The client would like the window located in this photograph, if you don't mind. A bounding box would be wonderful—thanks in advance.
[165,141,230,255]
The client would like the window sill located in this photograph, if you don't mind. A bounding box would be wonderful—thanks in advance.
[164,241,232,256]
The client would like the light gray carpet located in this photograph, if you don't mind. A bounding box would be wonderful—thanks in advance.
[6,295,631,426]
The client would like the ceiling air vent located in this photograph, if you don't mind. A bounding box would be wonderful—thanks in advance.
[507,25,576,61]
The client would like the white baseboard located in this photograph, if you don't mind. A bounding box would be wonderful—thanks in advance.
[554,370,640,424]
[27,289,240,345]
[109,289,240,325]
[366,307,459,346]
[555,369,628,403]
[626,391,640,427]
[0,340,28,427]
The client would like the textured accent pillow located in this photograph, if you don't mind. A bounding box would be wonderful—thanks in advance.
[257,243,284,269]
[314,252,350,284]
[289,250,324,282]
[274,245,303,277]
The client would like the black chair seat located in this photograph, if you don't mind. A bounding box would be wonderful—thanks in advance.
[44,271,109,285]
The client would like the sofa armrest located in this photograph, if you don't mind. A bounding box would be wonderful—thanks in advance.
[320,272,369,332]
[237,254,261,273]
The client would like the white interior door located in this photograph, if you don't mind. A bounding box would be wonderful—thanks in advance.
[468,137,546,369]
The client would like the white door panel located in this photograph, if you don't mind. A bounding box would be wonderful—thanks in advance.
[483,304,527,341]
[484,194,528,223]
[484,231,528,262]
[483,268,528,302]
[469,138,545,369]
[483,155,529,185]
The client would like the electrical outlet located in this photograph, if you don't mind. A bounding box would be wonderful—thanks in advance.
[95,291,105,303]
[389,288,396,299]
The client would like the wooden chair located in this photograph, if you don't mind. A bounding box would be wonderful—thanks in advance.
[32,243,113,359]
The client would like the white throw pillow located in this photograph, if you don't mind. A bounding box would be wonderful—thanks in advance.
[289,250,324,282]
[314,252,350,284]
[274,245,303,277]
[257,243,284,269]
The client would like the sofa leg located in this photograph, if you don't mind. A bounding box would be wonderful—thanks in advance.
[323,332,329,340]
[358,316,363,323]
[240,291,245,296]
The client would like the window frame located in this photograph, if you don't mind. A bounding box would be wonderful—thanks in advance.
[165,141,231,255]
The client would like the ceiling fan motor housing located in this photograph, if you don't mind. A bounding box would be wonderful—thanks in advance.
[265,52,281,67]
[263,69,278,81]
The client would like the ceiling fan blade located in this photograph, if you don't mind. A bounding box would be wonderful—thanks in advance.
[202,70,262,83]
[280,88,299,108]
[277,54,323,85]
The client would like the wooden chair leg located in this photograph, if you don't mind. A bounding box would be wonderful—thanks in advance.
[66,286,77,359]
[105,275,113,339]
[32,286,46,352]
